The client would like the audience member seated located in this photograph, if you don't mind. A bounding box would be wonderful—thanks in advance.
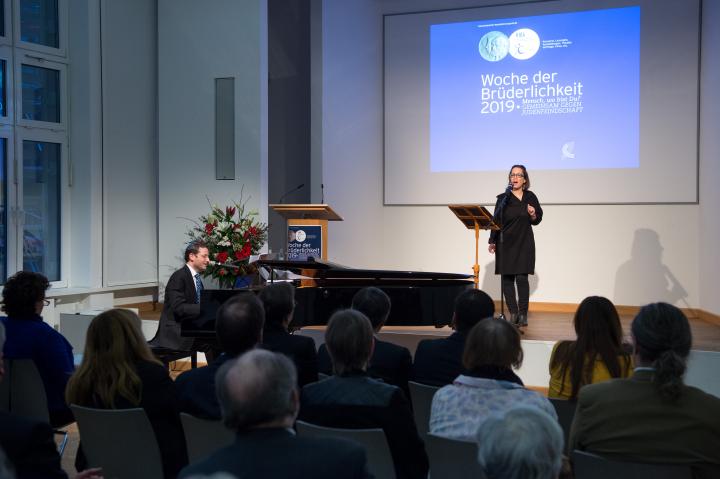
[477,407,565,479]
[0,322,66,479]
[412,289,494,386]
[175,293,264,419]
[549,296,633,400]
[430,318,556,440]
[299,310,428,479]
[0,271,74,427]
[318,287,412,394]
[179,349,370,478]
[569,302,720,478]
[66,309,188,479]
[259,282,318,386]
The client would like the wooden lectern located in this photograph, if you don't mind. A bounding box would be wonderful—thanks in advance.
[448,204,500,289]
[269,204,343,260]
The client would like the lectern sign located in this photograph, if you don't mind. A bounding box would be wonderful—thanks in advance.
[287,225,322,261]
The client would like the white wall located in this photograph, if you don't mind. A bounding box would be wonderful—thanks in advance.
[101,0,158,286]
[699,0,720,316]
[320,0,716,312]
[157,0,269,292]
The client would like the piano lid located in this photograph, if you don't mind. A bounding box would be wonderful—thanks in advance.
[255,258,473,281]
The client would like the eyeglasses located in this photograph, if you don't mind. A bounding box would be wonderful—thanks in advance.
[509,173,525,178]
[42,299,51,306]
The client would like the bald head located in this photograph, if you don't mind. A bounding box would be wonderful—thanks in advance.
[216,349,298,431]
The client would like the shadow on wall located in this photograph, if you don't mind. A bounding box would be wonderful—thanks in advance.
[480,259,540,310]
[613,228,688,307]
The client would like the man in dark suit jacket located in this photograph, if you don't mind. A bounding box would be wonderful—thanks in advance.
[175,293,264,419]
[179,349,370,479]
[150,241,210,351]
[318,287,412,394]
[259,282,318,386]
[412,288,495,386]
[300,310,428,479]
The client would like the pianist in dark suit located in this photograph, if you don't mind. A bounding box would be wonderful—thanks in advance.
[175,293,265,419]
[300,310,428,479]
[412,288,495,386]
[259,282,318,386]
[318,287,412,394]
[179,349,370,479]
[150,241,210,351]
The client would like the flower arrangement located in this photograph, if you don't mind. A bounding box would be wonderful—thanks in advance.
[187,198,268,289]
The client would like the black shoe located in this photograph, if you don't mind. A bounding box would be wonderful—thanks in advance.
[517,314,528,327]
[509,313,519,325]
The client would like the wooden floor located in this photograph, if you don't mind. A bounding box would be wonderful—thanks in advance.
[141,307,720,352]
[301,311,720,352]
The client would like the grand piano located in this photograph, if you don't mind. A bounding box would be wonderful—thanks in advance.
[182,259,474,337]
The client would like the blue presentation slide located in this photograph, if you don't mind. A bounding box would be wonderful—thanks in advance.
[430,6,640,172]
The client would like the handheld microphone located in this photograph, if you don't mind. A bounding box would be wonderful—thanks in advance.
[279,183,305,204]
[505,182,513,195]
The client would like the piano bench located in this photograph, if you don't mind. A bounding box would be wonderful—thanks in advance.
[151,347,198,369]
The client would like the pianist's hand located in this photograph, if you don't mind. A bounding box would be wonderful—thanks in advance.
[488,243,496,254]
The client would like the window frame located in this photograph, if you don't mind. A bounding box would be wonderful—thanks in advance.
[0,125,15,280]
[14,51,66,130]
[14,125,68,287]
[12,0,68,58]
[0,46,13,126]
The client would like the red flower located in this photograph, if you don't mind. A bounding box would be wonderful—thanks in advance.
[236,243,252,260]
[249,226,258,236]
[226,206,236,217]
[218,268,227,276]
[216,251,229,263]
[205,223,215,235]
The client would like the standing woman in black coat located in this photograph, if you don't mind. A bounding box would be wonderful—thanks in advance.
[488,165,543,327]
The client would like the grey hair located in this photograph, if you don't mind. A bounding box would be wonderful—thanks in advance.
[215,349,298,431]
[476,407,564,479]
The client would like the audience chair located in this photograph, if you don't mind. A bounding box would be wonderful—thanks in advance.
[1,359,70,455]
[180,412,235,462]
[425,433,484,478]
[71,405,164,479]
[150,346,198,369]
[408,381,439,441]
[549,398,576,452]
[296,420,396,479]
[572,450,693,479]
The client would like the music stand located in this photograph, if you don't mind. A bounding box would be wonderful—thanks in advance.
[448,205,500,289]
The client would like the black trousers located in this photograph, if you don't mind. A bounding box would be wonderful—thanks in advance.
[501,274,529,315]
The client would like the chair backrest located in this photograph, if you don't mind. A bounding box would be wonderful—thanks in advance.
[572,450,693,479]
[3,359,50,422]
[71,405,164,479]
[408,381,439,441]
[425,433,485,479]
[180,412,235,462]
[296,420,396,479]
[549,398,576,452]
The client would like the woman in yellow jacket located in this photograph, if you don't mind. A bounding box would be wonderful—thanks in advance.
[549,296,633,400]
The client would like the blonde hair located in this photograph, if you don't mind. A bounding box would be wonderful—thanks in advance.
[66,309,160,408]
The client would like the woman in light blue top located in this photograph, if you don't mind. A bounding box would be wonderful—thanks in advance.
[430,317,556,441]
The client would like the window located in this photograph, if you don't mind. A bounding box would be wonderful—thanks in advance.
[1,0,66,284]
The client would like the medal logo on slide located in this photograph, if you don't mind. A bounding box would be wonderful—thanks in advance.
[508,28,540,60]
[478,31,509,62]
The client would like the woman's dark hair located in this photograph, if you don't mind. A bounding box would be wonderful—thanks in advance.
[463,318,523,370]
[2,271,50,317]
[631,302,691,402]
[550,296,632,399]
[508,164,530,190]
